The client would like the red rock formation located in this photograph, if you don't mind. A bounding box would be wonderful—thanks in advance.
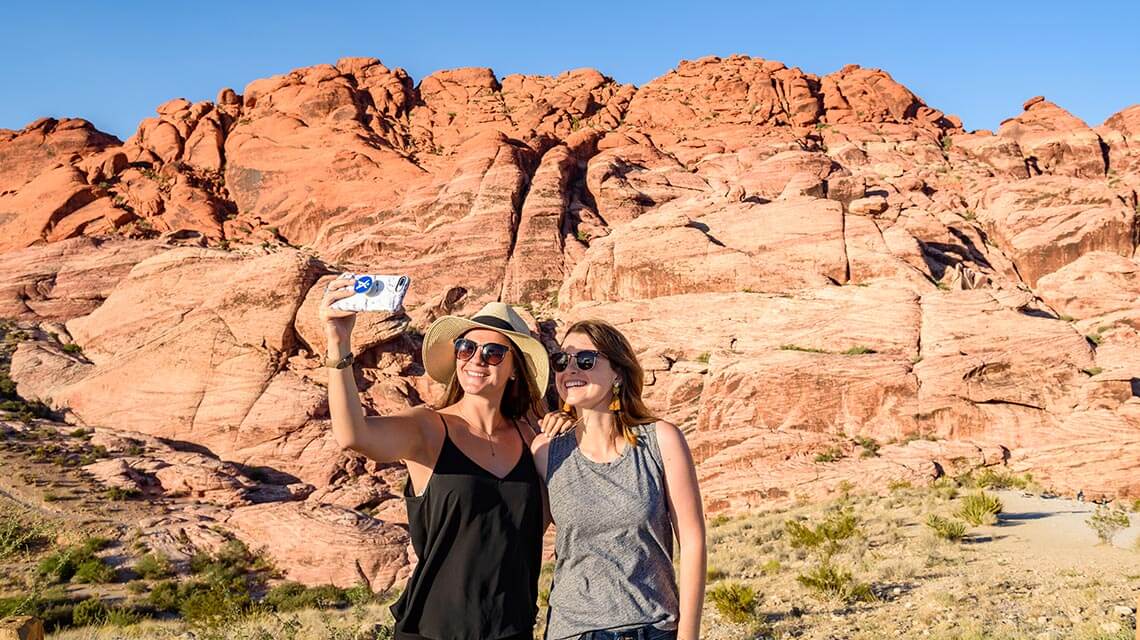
[3,55,1140,586]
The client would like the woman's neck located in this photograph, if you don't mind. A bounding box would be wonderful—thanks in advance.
[454,393,504,435]
[577,407,621,447]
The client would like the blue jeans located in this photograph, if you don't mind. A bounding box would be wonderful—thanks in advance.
[576,627,677,640]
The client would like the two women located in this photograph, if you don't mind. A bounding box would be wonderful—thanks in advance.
[321,279,705,640]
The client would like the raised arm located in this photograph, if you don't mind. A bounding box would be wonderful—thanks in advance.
[322,277,433,465]
[656,421,706,640]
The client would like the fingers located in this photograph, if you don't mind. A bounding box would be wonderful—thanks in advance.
[541,411,576,435]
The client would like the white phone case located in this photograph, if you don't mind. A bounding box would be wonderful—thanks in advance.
[331,274,410,313]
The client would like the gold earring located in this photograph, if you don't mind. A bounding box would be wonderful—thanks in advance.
[562,402,573,413]
[609,381,621,412]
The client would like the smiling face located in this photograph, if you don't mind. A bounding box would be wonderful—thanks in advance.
[455,328,516,397]
[556,332,620,412]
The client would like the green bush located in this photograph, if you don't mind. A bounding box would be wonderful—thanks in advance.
[1086,504,1131,545]
[760,559,782,575]
[105,486,141,501]
[106,606,143,626]
[37,549,79,583]
[135,552,173,580]
[854,436,880,458]
[344,582,376,607]
[0,510,49,559]
[73,557,115,583]
[179,584,251,628]
[968,468,1034,491]
[785,508,860,557]
[0,589,78,632]
[147,580,182,612]
[796,561,875,603]
[814,447,845,463]
[925,514,967,541]
[264,581,348,612]
[73,598,109,626]
[956,492,1003,526]
[707,581,757,623]
[36,537,114,584]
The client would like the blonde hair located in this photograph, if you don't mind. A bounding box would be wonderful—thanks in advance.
[562,319,657,446]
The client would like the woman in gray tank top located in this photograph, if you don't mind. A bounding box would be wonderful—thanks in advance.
[532,320,707,640]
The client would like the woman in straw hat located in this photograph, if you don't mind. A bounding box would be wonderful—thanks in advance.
[532,319,706,640]
[320,280,572,640]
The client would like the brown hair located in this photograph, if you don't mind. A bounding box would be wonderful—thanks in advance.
[562,319,658,446]
[438,331,544,421]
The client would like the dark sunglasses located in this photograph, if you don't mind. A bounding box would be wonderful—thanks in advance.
[454,338,510,366]
[551,350,606,372]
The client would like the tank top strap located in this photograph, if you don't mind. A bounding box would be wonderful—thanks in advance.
[639,422,664,473]
[431,412,462,473]
[545,431,577,483]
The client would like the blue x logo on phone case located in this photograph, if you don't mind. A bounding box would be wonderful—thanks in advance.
[353,276,374,294]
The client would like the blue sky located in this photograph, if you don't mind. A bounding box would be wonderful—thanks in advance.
[2,1,1137,140]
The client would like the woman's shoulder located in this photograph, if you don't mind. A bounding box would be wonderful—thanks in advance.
[639,420,687,453]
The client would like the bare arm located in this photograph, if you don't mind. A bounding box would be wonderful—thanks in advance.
[530,431,553,531]
[322,277,433,465]
[656,421,706,640]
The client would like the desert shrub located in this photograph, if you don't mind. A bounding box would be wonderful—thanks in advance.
[760,559,782,575]
[0,589,79,631]
[708,514,731,527]
[785,507,860,557]
[343,581,376,607]
[925,514,967,541]
[1086,504,1131,545]
[854,436,880,457]
[931,476,959,500]
[72,557,115,583]
[37,549,79,583]
[887,479,913,492]
[263,581,348,612]
[814,447,845,463]
[72,598,109,626]
[796,561,875,603]
[135,552,173,579]
[0,509,49,558]
[106,606,143,626]
[969,468,1034,491]
[707,581,757,623]
[147,580,183,612]
[105,486,141,501]
[180,584,251,628]
[35,537,113,584]
[956,492,1003,526]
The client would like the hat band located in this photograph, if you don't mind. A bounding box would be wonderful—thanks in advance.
[470,315,516,332]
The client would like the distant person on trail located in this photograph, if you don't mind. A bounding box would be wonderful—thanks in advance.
[320,282,572,640]
[532,319,707,640]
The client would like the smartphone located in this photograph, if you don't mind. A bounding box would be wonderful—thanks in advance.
[330,274,410,313]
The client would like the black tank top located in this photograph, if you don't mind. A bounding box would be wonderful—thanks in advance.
[391,413,543,640]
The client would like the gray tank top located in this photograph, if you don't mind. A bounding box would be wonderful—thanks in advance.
[545,423,679,640]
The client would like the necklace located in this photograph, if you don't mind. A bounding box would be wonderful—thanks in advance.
[472,423,497,457]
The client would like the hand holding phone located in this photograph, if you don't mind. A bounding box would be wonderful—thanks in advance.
[329,274,410,313]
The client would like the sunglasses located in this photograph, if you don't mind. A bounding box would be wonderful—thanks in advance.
[454,338,510,366]
[551,350,607,372]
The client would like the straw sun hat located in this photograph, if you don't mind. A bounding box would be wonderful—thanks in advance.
[422,302,550,392]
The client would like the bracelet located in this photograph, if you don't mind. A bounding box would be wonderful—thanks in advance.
[324,352,354,369]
